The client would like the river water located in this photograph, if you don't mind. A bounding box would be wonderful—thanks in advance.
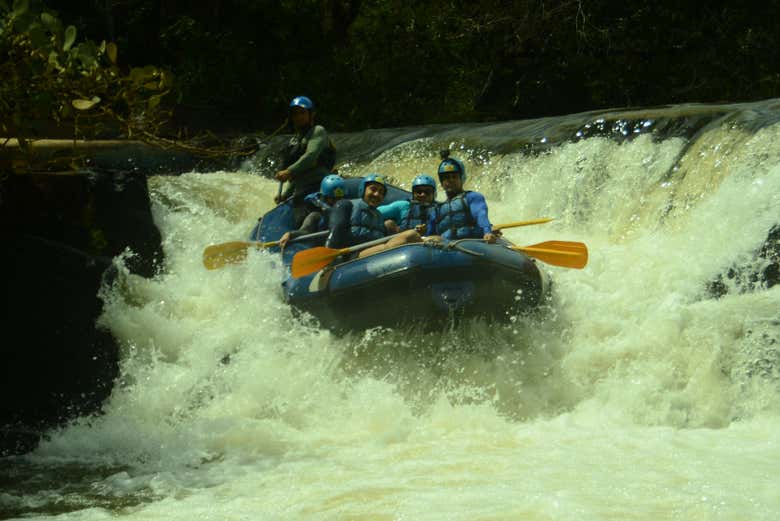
[2,101,779,520]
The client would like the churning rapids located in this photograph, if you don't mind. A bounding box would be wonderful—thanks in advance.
[2,100,779,520]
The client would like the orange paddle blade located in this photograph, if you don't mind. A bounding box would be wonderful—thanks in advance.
[539,240,587,253]
[204,241,252,270]
[512,241,588,269]
[291,246,347,278]
[202,241,275,270]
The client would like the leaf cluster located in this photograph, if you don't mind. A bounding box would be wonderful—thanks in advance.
[6,0,780,138]
[1,0,172,165]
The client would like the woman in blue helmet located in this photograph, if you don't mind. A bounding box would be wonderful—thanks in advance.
[378,174,437,234]
[326,174,422,259]
[427,150,500,243]
[279,174,345,249]
[275,96,337,225]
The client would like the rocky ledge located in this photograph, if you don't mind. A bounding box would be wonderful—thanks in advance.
[1,146,170,455]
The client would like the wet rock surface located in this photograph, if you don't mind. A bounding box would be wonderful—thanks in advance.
[0,168,163,455]
[708,224,780,298]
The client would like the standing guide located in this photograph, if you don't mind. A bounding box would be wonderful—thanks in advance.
[274,96,336,227]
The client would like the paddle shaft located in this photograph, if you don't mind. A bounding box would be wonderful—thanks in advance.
[271,229,329,247]
[203,230,330,270]
[493,217,554,231]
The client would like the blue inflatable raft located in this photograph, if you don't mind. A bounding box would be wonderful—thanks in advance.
[249,177,550,331]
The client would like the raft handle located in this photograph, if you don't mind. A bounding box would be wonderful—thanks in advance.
[447,239,484,257]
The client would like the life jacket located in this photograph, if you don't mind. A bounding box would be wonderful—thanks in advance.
[303,192,335,230]
[403,201,433,230]
[303,192,331,211]
[349,198,386,243]
[283,126,336,170]
[435,192,482,240]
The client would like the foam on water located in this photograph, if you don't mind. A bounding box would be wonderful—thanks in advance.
[4,120,779,520]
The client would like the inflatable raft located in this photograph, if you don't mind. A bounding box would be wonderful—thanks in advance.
[248,178,550,332]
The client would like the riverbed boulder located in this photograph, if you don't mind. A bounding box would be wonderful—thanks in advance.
[0,168,163,455]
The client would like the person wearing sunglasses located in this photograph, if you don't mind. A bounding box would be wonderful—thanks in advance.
[378,174,437,234]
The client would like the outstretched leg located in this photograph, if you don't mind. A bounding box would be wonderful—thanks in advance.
[358,230,422,258]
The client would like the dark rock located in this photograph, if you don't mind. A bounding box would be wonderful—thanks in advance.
[86,169,164,277]
[0,169,164,456]
[0,235,119,456]
[708,224,780,298]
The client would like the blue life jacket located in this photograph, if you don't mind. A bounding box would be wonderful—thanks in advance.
[403,201,433,230]
[435,192,482,240]
[304,192,331,211]
[349,198,386,243]
[302,192,332,230]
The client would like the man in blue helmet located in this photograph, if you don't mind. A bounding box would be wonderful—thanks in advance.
[377,174,437,234]
[275,96,336,225]
[427,151,500,243]
[326,174,422,259]
[279,174,346,249]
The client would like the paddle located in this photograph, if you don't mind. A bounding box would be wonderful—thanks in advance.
[510,240,588,269]
[493,217,554,231]
[290,218,564,278]
[291,233,400,278]
[203,230,329,270]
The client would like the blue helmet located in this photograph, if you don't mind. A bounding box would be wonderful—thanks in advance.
[320,174,345,198]
[289,96,314,111]
[359,173,388,198]
[411,174,437,198]
[437,157,466,183]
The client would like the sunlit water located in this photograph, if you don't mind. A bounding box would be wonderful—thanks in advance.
[2,106,780,520]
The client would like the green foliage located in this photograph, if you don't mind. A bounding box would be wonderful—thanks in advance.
[327,0,513,126]
[0,1,172,161]
[5,0,780,136]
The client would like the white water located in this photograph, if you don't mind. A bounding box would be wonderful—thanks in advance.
[4,122,780,520]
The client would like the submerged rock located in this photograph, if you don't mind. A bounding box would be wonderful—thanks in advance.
[708,224,780,298]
